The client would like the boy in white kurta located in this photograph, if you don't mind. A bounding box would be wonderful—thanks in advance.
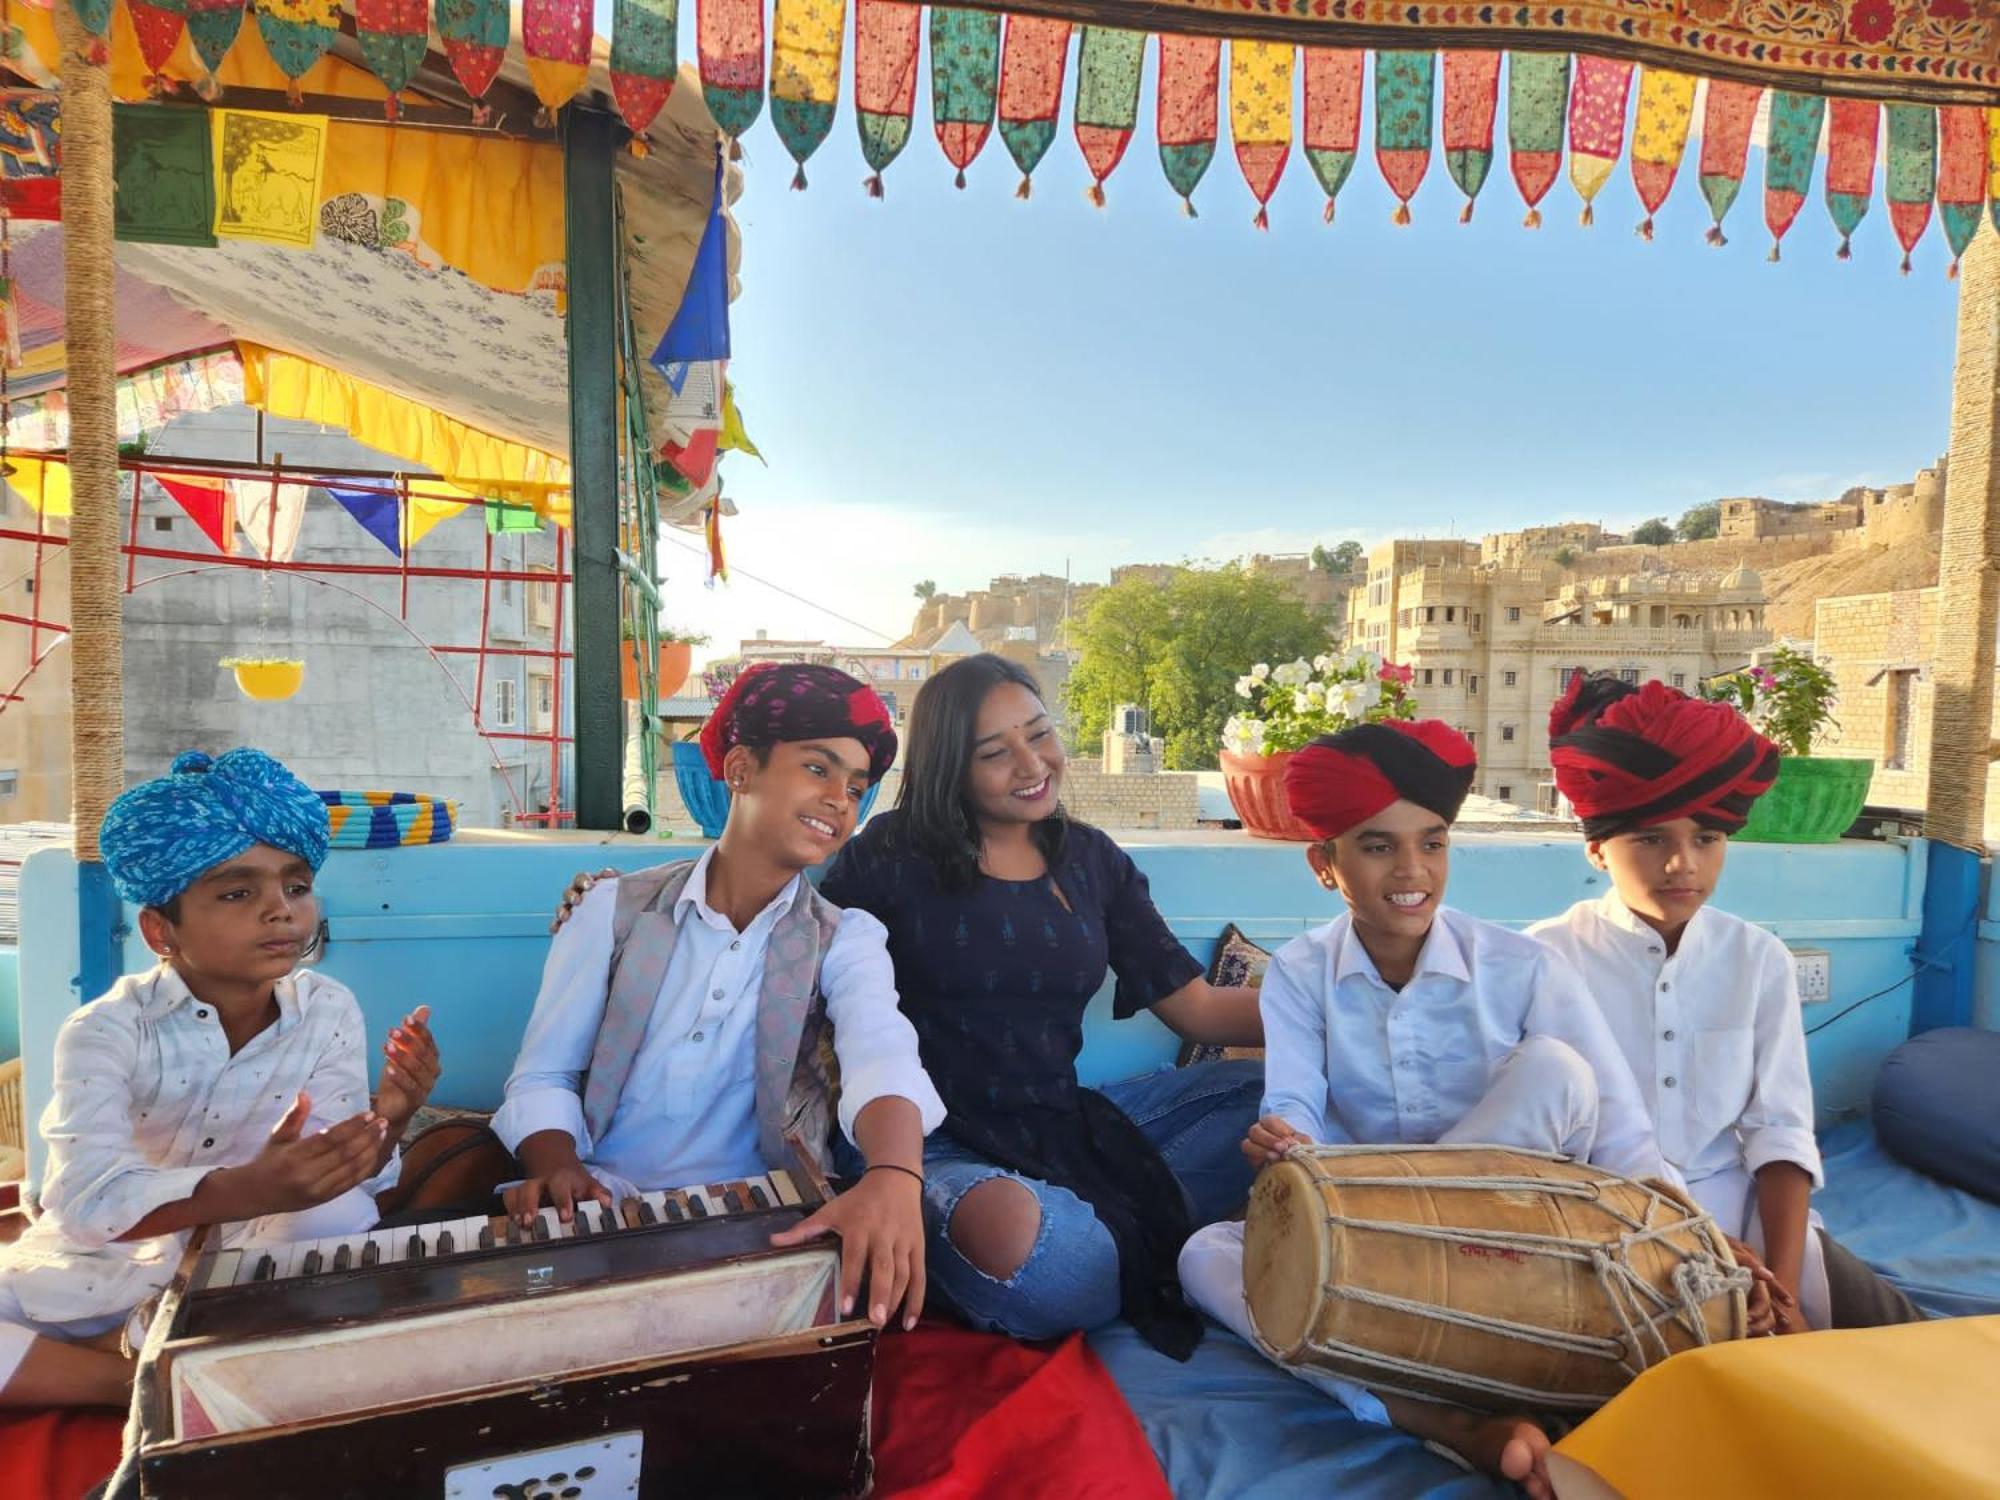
[1533,672,1924,1331]
[1177,720,1671,1500]
[0,749,438,1408]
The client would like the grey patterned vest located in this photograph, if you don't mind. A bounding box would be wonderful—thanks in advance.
[580,860,844,1174]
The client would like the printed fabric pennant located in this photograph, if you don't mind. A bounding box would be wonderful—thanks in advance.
[931,8,1001,188]
[437,0,510,120]
[1698,80,1762,247]
[1567,56,1632,227]
[355,0,428,120]
[487,498,542,534]
[770,0,846,189]
[698,0,766,138]
[113,103,216,248]
[1157,34,1220,217]
[652,157,732,364]
[524,0,593,119]
[156,474,232,553]
[1508,51,1569,229]
[213,109,329,250]
[323,483,403,556]
[1990,108,2000,231]
[1886,105,1937,275]
[1442,50,1500,223]
[233,479,308,562]
[1826,99,1880,259]
[1375,51,1434,226]
[705,502,728,584]
[67,0,113,55]
[721,383,763,461]
[1763,91,1826,263]
[1304,49,1364,225]
[1630,68,1697,240]
[998,15,1071,200]
[128,0,190,92]
[1230,41,1293,230]
[855,0,921,196]
[1074,28,1144,206]
[1938,107,1987,278]
[252,0,343,103]
[186,0,250,89]
[611,0,680,138]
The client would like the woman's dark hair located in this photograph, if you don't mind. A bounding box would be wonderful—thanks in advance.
[894,653,1070,890]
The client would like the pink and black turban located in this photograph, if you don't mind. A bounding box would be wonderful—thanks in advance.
[1283,720,1478,841]
[1548,672,1779,839]
[700,663,898,784]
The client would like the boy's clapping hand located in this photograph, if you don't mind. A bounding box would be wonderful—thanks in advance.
[373,1005,440,1127]
[232,1091,387,1215]
[1242,1114,1310,1169]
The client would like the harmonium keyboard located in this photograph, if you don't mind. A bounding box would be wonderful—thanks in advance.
[132,1162,877,1499]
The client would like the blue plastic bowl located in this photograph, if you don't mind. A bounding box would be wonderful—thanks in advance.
[670,739,881,838]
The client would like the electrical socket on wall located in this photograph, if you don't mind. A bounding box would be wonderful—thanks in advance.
[1791,948,1832,1005]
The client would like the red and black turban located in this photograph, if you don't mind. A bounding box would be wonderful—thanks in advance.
[1548,672,1779,840]
[1283,720,1478,841]
[700,662,899,784]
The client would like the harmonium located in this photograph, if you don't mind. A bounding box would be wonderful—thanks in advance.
[131,1159,877,1499]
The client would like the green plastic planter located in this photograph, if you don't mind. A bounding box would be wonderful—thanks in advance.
[1734,755,1874,844]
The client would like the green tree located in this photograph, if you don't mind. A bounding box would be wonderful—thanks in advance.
[1630,517,1675,546]
[1065,565,1333,770]
[913,579,938,601]
[1553,546,1578,568]
[1311,540,1365,576]
[1676,502,1721,542]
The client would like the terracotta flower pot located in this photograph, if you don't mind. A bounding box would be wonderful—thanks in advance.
[622,642,695,701]
[1221,748,1317,841]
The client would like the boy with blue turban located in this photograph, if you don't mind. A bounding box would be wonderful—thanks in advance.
[0,749,439,1409]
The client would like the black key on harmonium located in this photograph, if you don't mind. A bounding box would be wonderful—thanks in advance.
[300,1248,323,1276]
[437,1228,456,1255]
[406,1232,427,1262]
[748,1182,772,1210]
[361,1238,381,1267]
[660,1194,685,1224]
[251,1254,276,1282]
[333,1243,353,1271]
[635,1197,658,1227]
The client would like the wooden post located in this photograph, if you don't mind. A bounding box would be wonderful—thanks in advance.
[56,2,125,1003]
[1915,221,2000,1033]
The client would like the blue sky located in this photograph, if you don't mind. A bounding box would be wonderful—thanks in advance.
[626,39,1963,652]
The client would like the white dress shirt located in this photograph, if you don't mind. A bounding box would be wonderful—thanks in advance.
[1528,892,1822,1215]
[493,850,945,1195]
[1259,906,1668,1184]
[4,965,391,1325]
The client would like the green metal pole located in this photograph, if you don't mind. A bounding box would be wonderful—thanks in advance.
[564,107,624,830]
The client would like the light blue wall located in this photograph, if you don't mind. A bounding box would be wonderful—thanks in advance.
[0,948,16,1062]
[16,833,1926,1190]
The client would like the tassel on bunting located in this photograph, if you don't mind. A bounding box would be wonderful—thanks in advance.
[1950,259,1961,280]
[1769,242,1781,262]
[1087,182,1106,207]
[1392,201,1411,225]
[384,94,399,122]
[1183,196,1197,219]
[867,174,886,198]
[536,106,556,128]
[1900,252,1912,274]
[287,78,304,106]
[1016,176,1031,199]
[1459,200,1474,223]
[791,164,807,190]
[1579,202,1593,227]
[1252,205,1268,230]
[471,102,492,126]
[955,168,967,189]
[1837,236,1852,260]
[198,73,222,101]
[1705,224,1726,246]
[1523,207,1541,228]
[1323,200,1336,225]
[628,136,653,158]
[1637,215,1654,240]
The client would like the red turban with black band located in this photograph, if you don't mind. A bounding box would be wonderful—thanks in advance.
[700,662,899,784]
[1548,672,1779,840]
[1283,720,1478,841]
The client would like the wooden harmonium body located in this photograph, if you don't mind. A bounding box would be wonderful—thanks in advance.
[133,1168,877,1499]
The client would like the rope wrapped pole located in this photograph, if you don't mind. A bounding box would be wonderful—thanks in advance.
[56,0,126,1002]
[1915,220,2000,1032]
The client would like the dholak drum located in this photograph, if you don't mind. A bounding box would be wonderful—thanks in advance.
[1244,1144,1749,1413]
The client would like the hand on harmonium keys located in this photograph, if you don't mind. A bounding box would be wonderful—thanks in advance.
[504,1162,615,1229]
[770,1166,927,1333]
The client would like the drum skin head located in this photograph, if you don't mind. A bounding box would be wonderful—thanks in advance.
[1243,1159,1326,1362]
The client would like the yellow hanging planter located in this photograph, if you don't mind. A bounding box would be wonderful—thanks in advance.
[222,658,307,702]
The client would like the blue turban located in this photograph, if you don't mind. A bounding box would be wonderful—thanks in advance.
[99,749,331,909]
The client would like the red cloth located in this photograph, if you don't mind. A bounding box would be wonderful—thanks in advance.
[873,1325,1170,1499]
[0,1327,1166,1500]
[0,1409,122,1500]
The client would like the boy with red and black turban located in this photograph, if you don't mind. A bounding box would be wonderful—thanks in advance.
[1531,671,1924,1335]
[1179,719,1668,1500]
[505,663,945,1334]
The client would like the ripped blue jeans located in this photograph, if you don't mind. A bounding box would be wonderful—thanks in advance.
[890,1060,1262,1342]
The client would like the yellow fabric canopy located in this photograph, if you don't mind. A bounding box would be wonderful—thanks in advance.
[3,456,73,518]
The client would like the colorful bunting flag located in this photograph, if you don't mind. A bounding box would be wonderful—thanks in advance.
[233,479,309,562]
[112,104,215,248]
[437,0,510,121]
[523,0,593,120]
[931,8,1001,189]
[1989,108,2000,232]
[67,0,113,58]
[1567,56,1631,227]
[998,16,1070,200]
[855,0,920,196]
[1698,80,1761,247]
[157,474,233,553]
[698,0,766,138]
[186,0,250,90]
[704,502,728,583]
[653,160,731,366]
[487,498,542,533]
[1938,107,1986,279]
[770,0,845,189]
[721,383,763,461]
[355,0,427,120]
[1074,28,1143,206]
[1230,41,1293,231]
[5,457,71,519]
[1630,68,1696,240]
[611,0,680,138]
[1762,91,1825,262]
[1156,35,1219,216]
[128,0,190,93]
[253,0,343,103]
[1375,51,1434,226]
[1508,52,1568,229]
[1303,49,1364,225]
[1826,99,1880,260]
[1442,50,1499,223]
[1886,105,1937,276]
[324,483,403,556]
[213,109,329,251]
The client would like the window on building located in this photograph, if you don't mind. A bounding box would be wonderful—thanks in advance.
[529,671,554,732]
[1399,609,1411,627]
[1620,669,1640,685]
[1468,674,1479,694]
[0,769,16,799]
[494,678,519,728]
[873,662,893,678]
[1473,613,1483,632]
[152,515,173,532]
[1497,784,1514,801]
[1445,606,1456,623]
[1421,668,1435,686]
[499,577,516,607]
[1885,669,1918,771]
[1502,724,1517,742]
[1442,669,1454,686]
[527,566,556,630]
[1424,607,1437,623]
[1558,667,1582,689]
[1672,672,1686,689]
[1503,670,1518,687]
[21,578,32,595]
[1466,731,1477,747]
[1507,606,1522,623]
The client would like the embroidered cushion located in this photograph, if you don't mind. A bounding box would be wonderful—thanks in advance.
[1178,924,1272,1068]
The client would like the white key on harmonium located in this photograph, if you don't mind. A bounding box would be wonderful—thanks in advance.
[767,1169,803,1208]
[195,1248,242,1292]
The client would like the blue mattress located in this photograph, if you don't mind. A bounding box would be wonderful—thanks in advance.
[1093,1122,2000,1500]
